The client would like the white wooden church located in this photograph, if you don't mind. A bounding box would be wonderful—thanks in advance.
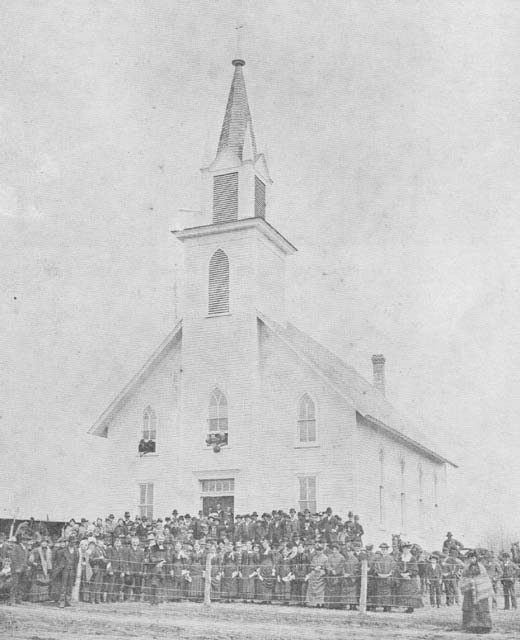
[89,58,455,547]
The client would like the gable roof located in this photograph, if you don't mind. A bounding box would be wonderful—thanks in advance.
[258,312,456,467]
[89,320,182,437]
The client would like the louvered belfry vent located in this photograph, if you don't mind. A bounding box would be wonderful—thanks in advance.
[255,176,266,219]
[208,249,230,315]
[213,172,238,223]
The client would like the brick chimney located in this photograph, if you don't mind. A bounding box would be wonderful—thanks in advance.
[371,354,386,395]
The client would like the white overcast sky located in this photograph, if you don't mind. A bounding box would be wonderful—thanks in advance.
[1,1,520,544]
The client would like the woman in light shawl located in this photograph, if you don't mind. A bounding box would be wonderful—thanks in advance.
[28,538,52,602]
[460,551,492,634]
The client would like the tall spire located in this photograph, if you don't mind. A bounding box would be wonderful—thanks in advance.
[216,59,257,162]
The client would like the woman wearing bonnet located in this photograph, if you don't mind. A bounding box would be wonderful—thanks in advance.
[460,550,493,634]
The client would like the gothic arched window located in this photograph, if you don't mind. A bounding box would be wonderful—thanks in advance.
[143,406,157,440]
[209,388,228,433]
[208,249,230,315]
[139,406,157,455]
[297,394,316,443]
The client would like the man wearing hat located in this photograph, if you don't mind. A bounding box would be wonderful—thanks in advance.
[53,534,79,608]
[106,536,126,602]
[426,553,443,607]
[501,552,518,610]
[7,533,29,605]
[442,532,463,557]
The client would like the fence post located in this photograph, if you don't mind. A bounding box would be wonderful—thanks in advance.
[359,559,368,615]
[204,552,213,607]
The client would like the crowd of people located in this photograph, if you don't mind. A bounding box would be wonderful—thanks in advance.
[0,507,517,633]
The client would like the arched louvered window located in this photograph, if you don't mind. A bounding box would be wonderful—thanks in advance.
[209,388,228,432]
[208,249,230,315]
[297,394,316,443]
[143,406,157,440]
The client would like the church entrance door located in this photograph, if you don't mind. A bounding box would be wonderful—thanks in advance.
[202,495,234,517]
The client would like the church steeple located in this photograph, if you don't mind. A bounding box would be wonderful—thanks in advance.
[173,57,296,325]
[216,59,257,164]
[200,59,271,224]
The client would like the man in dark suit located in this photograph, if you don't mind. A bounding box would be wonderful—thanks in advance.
[54,534,79,607]
[8,534,29,605]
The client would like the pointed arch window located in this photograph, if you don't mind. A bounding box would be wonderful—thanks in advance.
[208,388,228,433]
[208,249,230,315]
[139,406,156,455]
[297,394,316,443]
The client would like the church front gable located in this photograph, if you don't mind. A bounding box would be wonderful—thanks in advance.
[256,319,357,514]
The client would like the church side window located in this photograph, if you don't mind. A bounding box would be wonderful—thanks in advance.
[139,483,154,519]
[299,476,317,513]
[379,448,385,526]
[208,249,230,315]
[297,394,316,443]
[400,458,406,531]
[138,406,156,455]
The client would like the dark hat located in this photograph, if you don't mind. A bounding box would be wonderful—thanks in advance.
[446,531,452,536]
[348,511,353,517]
[109,514,115,519]
[379,542,389,549]
[326,507,332,513]
[251,511,258,517]
[289,508,296,513]
[401,542,412,549]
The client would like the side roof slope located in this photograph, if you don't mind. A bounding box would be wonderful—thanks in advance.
[258,312,456,467]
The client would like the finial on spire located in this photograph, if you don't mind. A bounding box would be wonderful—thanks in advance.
[233,23,245,66]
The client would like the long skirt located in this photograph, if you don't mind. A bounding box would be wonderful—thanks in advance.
[344,577,359,606]
[169,575,185,600]
[275,577,292,603]
[187,573,204,600]
[255,577,275,603]
[462,592,492,633]
[240,574,256,600]
[371,577,393,608]
[325,576,345,608]
[306,573,326,606]
[221,573,238,600]
[28,576,50,603]
[395,576,423,609]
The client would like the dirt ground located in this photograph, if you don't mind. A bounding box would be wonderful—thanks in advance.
[0,601,519,640]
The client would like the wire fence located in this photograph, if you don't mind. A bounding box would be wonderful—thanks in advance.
[2,556,518,613]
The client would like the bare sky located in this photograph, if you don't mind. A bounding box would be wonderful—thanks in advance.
[2,1,520,544]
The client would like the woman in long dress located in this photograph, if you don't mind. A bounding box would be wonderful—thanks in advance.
[186,542,204,601]
[239,541,258,602]
[394,543,423,613]
[28,539,52,602]
[342,546,360,610]
[460,551,493,634]
[305,544,330,608]
[255,541,276,603]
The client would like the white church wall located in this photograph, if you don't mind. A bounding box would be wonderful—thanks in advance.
[99,336,182,518]
[354,414,447,549]
[257,322,357,515]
